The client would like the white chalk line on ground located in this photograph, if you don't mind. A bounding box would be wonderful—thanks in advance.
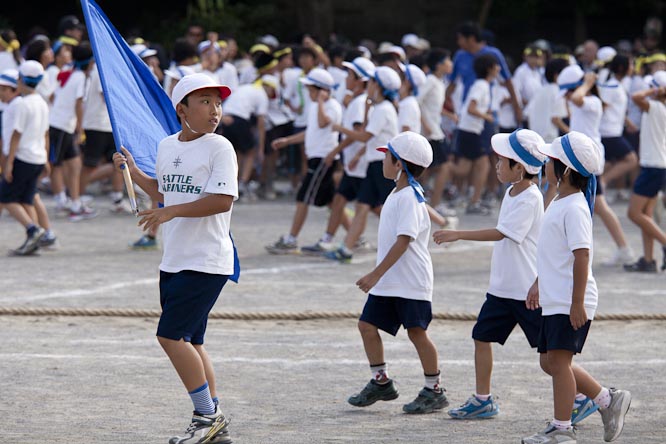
[1,352,665,368]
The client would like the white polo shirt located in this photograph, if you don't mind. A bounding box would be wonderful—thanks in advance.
[458,79,491,135]
[569,95,603,150]
[525,83,568,143]
[513,62,543,105]
[364,100,399,163]
[304,97,342,159]
[537,192,598,319]
[639,100,666,168]
[216,62,239,92]
[488,185,543,301]
[417,74,445,141]
[82,65,112,132]
[398,95,421,133]
[1,96,21,157]
[10,94,50,165]
[598,77,628,138]
[156,132,239,275]
[283,67,311,128]
[342,93,368,178]
[370,187,433,302]
[222,84,269,121]
[49,69,86,133]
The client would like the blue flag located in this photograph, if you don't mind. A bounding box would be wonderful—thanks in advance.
[80,0,240,283]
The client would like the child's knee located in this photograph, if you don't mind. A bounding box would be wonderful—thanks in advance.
[539,353,552,375]
[406,327,427,343]
[358,320,378,337]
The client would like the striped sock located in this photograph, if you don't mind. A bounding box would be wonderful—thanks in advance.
[189,382,215,415]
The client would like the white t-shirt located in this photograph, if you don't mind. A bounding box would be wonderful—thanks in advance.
[304,98,342,159]
[283,68,311,128]
[537,192,598,319]
[417,74,445,141]
[11,94,50,165]
[525,83,568,143]
[639,100,666,168]
[156,133,239,275]
[598,77,628,138]
[569,95,603,150]
[2,96,21,156]
[265,94,292,130]
[364,100,399,163]
[327,66,348,104]
[49,69,86,133]
[238,64,257,85]
[0,52,17,114]
[223,84,269,121]
[370,187,433,301]
[458,79,490,134]
[488,185,543,300]
[216,62,239,92]
[493,84,518,129]
[624,75,647,127]
[36,67,56,104]
[82,65,112,132]
[43,65,61,106]
[513,63,543,105]
[342,93,368,178]
[398,95,421,133]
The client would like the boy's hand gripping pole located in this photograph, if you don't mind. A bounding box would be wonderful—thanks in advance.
[120,163,139,217]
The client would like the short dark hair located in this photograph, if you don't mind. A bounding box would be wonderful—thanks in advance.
[508,159,537,179]
[173,38,197,64]
[25,39,50,62]
[390,153,426,179]
[343,49,363,62]
[545,58,569,83]
[553,158,589,191]
[426,48,450,72]
[473,53,498,79]
[609,54,630,77]
[456,22,481,42]
[296,46,317,60]
[328,45,346,61]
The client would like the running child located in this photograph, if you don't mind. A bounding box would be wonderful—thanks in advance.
[624,71,666,272]
[434,129,547,420]
[349,131,448,414]
[113,73,237,444]
[522,131,631,444]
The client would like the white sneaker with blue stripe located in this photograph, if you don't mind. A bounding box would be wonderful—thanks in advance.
[447,394,499,419]
[571,396,599,425]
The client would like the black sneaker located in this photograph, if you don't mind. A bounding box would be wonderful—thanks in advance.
[623,257,657,273]
[348,379,399,407]
[10,228,45,256]
[402,387,449,414]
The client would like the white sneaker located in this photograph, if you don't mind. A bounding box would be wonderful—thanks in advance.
[435,203,457,217]
[601,247,634,267]
[169,406,231,444]
[522,423,576,444]
[600,388,631,442]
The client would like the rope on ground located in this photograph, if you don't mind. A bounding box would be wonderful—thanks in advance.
[0,306,665,321]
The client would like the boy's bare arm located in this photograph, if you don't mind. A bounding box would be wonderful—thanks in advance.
[433,228,504,244]
[357,235,411,292]
[137,194,233,232]
[570,248,590,330]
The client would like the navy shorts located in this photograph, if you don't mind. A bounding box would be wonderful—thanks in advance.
[296,157,337,207]
[49,127,80,166]
[220,115,254,153]
[481,119,498,154]
[472,293,542,347]
[602,136,633,162]
[360,294,432,336]
[82,130,116,167]
[633,167,666,198]
[0,159,44,205]
[357,160,395,208]
[537,314,592,354]
[456,129,486,160]
[336,173,363,202]
[623,129,640,152]
[595,175,604,196]
[157,270,229,345]
[265,122,292,155]
[429,139,450,167]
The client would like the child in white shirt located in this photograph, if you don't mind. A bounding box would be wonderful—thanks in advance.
[398,63,426,133]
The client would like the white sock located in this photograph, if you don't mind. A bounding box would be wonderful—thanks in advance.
[110,191,123,204]
[551,418,572,430]
[321,232,333,243]
[370,363,389,384]
[575,393,587,402]
[284,234,297,244]
[594,387,612,409]
[56,191,67,205]
[424,371,441,391]
[475,393,491,401]
[71,199,82,212]
[340,245,353,256]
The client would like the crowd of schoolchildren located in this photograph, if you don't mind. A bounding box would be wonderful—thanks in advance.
[4,11,665,443]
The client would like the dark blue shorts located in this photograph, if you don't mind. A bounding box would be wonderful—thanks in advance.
[157,270,229,345]
[472,293,542,347]
[0,159,44,205]
[360,294,432,336]
[49,127,79,166]
[220,115,254,153]
[595,175,604,196]
[336,173,363,202]
[480,119,498,154]
[357,161,395,208]
[622,129,640,152]
[456,129,486,160]
[602,136,633,162]
[633,167,666,198]
[537,314,591,354]
[429,139,450,167]
[296,157,336,207]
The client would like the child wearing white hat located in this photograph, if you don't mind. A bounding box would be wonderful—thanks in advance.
[350,131,449,414]
[625,70,666,272]
[521,131,631,444]
[434,129,548,420]
[398,63,426,133]
[113,73,237,444]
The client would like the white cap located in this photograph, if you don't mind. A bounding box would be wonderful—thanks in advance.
[417,38,430,51]
[260,74,280,91]
[0,69,19,88]
[299,67,337,90]
[131,44,157,59]
[357,46,372,59]
[377,131,433,168]
[197,40,219,55]
[557,64,584,96]
[374,66,401,92]
[377,41,394,54]
[342,57,375,81]
[259,34,279,48]
[171,73,232,109]
[401,33,420,48]
[538,131,604,176]
[491,129,547,175]
[164,65,196,81]
[385,45,406,61]
[401,63,426,94]
[19,60,45,79]
[596,46,617,64]
[650,70,666,87]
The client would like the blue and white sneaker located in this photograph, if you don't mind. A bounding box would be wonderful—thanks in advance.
[323,247,352,263]
[571,396,599,425]
[448,395,499,419]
